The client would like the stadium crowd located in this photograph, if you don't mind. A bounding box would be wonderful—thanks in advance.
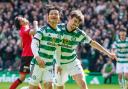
[0,0,128,72]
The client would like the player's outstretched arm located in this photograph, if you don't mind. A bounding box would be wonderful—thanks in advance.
[90,40,117,59]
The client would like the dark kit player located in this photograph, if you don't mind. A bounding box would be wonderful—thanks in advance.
[9,17,40,89]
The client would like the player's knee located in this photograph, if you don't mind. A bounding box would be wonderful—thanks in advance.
[118,73,122,80]
[29,82,39,87]
[73,74,84,83]
[56,85,64,89]
[74,77,87,89]
[19,73,27,81]
[29,83,39,89]
[19,77,25,82]
[44,82,53,89]
[29,78,40,87]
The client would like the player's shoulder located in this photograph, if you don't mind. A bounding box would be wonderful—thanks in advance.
[39,25,48,31]
[126,37,128,41]
[77,28,83,33]
[58,23,65,27]
[37,25,51,34]
[57,23,66,29]
[76,28,85,35]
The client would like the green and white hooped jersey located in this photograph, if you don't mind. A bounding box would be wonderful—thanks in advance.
[32,24,61,66]
[57,23,92,64]
[31,58,36,65]
[112,37,128,63]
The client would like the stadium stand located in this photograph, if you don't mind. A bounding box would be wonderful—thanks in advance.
[0,0,128,73]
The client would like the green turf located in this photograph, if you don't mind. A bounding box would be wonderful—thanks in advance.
[0,82,120,89]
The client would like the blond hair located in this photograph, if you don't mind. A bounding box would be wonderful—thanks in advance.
[70,10,84,24]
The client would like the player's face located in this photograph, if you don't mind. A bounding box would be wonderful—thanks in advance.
[119,31,126,40]
[48,10,60,24]
[68,17,81,31]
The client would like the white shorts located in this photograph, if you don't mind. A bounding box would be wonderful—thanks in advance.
[29,64,53,86]
[54,59,84,86]
[29,63,35,76]
[116,63,128,73]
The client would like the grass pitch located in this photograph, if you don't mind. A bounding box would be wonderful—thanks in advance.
[0,82,120,89]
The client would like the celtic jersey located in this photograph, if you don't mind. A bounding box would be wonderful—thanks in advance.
[32,24,61,66]
[57,23,92,64]
[112,37,128,63]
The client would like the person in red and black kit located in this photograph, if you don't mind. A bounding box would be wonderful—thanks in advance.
[9,17,41,89]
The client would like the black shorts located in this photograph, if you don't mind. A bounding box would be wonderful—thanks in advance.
[20,56,33,74]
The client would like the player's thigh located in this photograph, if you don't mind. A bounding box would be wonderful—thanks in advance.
[29,84,38,89]
[123,63,128,73]
[30,63,35,76]
[116,63,124,73]
[29,64,43,86]
[55,64,68,86]
[67,60,85,86]
[42,66,54,83]
[68,59,84,77]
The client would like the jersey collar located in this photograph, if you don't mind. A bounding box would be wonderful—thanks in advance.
[47,23,57,31]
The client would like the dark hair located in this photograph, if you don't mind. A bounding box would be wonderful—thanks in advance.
[47,6,60,15]
[70,10,84,24]
[14,17,20,29]
[119,28,127,32]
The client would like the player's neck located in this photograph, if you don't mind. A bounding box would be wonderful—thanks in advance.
[120,36,126,41]
[48,23,57,29]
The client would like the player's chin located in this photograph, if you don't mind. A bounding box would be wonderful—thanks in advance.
[71,26,77,30]
[51,21,58,24]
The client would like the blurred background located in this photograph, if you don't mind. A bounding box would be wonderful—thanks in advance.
[0,0,128,87]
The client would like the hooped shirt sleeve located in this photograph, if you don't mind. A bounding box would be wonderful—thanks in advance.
[77,29,92,44]
[31,27,45,58]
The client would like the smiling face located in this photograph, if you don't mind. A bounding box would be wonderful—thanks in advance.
[119,30,127,41]
[67,10,84,31]
[47,9,60,25]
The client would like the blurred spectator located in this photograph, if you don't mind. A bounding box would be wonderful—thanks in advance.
[95,54,105,72]
[0,0,127,72]
[101,59,115,84]
[77,43,91,69]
